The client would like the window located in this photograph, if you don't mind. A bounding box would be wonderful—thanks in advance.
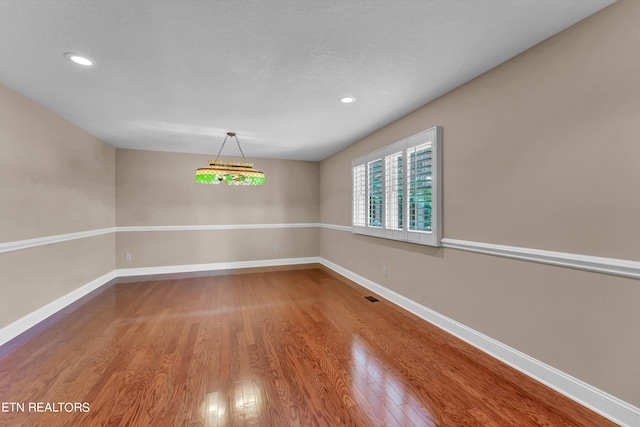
[351,126,442,246]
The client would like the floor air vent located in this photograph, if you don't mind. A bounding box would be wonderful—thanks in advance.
[364,296,379,303]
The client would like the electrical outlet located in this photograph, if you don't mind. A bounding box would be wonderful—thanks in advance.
[272,245,278,253]
[383,266,388,276]
[125,252,132,261]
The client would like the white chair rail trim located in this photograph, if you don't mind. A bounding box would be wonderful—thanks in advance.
[0,227,117,253]
[320,224,640,279]
[1,224,638,279]
[440,238,640,279]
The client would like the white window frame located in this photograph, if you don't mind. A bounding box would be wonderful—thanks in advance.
[351,126,442,247]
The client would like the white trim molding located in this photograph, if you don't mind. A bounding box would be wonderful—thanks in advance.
[441,238,640,280]
[318,225,640,280]
[0,227,116,254]
[0,224,320,254]
[115,257,320,277]
[2,224,638,279]
[117,223,319,232]
[318,223,351,232]
[318,258,640,427]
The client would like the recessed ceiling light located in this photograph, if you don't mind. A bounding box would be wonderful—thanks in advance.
[64,52,93,66]
[340,96,356,104]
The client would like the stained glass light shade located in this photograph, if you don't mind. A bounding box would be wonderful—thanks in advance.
[196,160,265,185]
[196,132,265,186]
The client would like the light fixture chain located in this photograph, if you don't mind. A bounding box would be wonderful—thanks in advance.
[233,134,247,162]
[213,134,230,162]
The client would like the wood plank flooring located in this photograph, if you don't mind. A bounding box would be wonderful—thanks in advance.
[0,268,615,426]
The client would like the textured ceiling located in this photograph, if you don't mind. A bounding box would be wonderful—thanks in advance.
[0,0,615,161]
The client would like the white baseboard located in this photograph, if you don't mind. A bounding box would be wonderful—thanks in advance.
[117,223,319,232]
[2,257,637,426]
[0,270,117,346]
[115,256,321,277]
[318,258,639,427]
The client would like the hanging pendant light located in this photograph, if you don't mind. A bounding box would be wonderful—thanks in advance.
[196,132,265,185]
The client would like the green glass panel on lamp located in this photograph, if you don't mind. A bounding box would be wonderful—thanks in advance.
[195,172,266,186]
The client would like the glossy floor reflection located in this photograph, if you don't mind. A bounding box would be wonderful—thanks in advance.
[0,268,614,426]
[351,338,436,426]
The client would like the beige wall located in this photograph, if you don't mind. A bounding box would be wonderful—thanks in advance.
[115,149,319,268]
[320,0,640,406]
[117,229,317,268]
[0,83,115,327]
[0,235,115,327]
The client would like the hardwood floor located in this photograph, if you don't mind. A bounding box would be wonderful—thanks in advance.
[0,268,615,426]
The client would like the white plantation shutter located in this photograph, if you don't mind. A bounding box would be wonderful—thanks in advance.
[352,126,441,246]
[352,164,366,227]
[407,142,432,232]
[368,159,383,228]
[406,127,441,246]
[385,151,403,231]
